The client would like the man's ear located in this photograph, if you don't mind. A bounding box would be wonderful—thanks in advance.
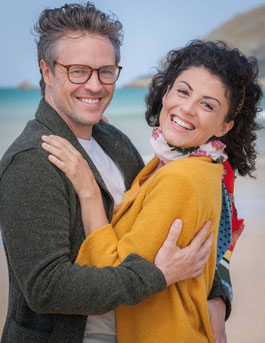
[40,60,53,86]
[215,120,234,138]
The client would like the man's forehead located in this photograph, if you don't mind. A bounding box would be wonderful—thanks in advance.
[58,32,112,47]
[55,32,115,62]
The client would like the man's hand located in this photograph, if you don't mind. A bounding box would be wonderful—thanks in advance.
[208,297,227,343]
[154,219,213,286]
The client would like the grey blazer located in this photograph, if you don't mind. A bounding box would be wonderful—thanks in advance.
[0,99,166,343]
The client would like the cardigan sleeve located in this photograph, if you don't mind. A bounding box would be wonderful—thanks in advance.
[76,165,217,269]
[0,149,167,315]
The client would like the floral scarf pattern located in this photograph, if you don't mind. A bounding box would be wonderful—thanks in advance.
[150,127,228,164]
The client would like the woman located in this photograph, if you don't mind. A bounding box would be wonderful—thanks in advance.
[42,41,262,342]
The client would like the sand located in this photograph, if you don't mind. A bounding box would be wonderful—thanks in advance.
[0,165,264,341]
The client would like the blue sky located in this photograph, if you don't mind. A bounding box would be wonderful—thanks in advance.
[1,0,265,88]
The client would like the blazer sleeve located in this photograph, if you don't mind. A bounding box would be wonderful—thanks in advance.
[0,149,166,315]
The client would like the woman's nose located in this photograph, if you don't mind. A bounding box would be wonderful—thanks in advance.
[180,99,196,116]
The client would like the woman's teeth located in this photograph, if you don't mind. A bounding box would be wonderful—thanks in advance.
[171,116,194,130]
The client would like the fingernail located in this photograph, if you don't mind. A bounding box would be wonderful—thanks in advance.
[173,219,182,227]
[42,135,47,139]
[42,142,47,148]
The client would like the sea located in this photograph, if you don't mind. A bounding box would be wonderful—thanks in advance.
[0,88,264,249]
[0,88,265,162]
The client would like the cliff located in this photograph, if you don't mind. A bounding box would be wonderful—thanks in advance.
[205,3,265,83]
[123,75,153,89]
[124,4,265,88]
[17,81,36,90]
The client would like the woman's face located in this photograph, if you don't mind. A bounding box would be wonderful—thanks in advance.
[159,66,234,148]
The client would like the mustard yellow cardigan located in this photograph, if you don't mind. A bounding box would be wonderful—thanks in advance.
[76,156,223,343]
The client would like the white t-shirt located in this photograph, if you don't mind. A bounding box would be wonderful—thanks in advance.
[78,137,126,343]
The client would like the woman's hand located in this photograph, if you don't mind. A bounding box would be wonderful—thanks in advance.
[41,135,108,235]
[41,135,99,199]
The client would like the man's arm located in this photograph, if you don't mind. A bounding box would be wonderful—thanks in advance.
[0,149,166,315]
[208,269,231,320]
[207,297,227,343]
[1,147,216,317]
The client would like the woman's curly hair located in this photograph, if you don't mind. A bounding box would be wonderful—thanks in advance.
[145,40,263,177]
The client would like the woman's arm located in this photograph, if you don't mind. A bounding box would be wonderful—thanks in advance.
[42,135,208,265]
[77,167,211,267]
[41,136,217,283]
[42,135,108,235]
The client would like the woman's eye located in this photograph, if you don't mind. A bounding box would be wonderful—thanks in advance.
[178,89,189,96]
[202,102,214,110]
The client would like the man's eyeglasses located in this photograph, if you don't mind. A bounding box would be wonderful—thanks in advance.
[54,62,122,85]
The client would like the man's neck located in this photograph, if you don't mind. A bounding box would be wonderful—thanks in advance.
[44,93,92,140]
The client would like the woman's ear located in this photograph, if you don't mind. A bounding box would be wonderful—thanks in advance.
[162,86,170,104]
[215,120,234,138]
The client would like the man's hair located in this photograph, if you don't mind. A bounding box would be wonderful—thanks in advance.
[34,2,123,96]
[145,40,263,177]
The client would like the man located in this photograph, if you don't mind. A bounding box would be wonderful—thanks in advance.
[0,3,229,342]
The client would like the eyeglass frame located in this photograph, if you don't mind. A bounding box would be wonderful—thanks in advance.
[54,61,122,85]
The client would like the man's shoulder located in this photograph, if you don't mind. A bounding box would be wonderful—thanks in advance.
[93,122,130,141]
[0,119,53,179]
[93,122,141,155]
[93,122,145,184]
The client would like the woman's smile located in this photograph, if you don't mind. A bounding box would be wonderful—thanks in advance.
[170,114,195,131]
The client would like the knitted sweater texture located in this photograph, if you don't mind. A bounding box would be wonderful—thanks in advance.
[76,156,223,343]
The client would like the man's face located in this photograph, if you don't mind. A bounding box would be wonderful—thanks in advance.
[41,33,116,139]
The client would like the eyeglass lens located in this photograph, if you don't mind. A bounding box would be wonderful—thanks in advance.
[68,66,120,84]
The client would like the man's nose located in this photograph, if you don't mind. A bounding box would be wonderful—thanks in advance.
[83,70,102,92]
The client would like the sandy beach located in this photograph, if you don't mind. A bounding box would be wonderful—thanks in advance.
[0,164,264,341]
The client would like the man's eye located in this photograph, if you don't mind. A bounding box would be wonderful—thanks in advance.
[101,68,115,75]
[71,69,87,75]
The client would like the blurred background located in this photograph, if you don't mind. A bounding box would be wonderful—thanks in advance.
[0,1,265,341]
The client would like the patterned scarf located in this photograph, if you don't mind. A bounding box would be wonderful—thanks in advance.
[150,127,228,164]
